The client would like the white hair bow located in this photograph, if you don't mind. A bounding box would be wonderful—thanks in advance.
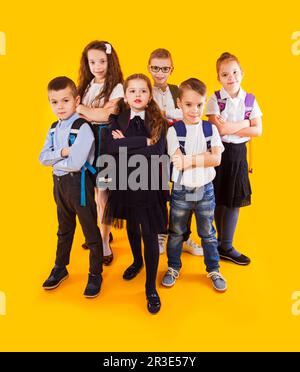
[105,43,112,54]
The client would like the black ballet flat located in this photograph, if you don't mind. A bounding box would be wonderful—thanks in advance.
[146,292,161,314]
[123,264,143,280]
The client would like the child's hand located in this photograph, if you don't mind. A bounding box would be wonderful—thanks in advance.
[172,153,185,171]
[112,130,125,139]
[172,154,193,171]
[61,147,70,157]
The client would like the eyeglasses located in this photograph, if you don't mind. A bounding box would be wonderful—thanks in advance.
[150,66,172,73]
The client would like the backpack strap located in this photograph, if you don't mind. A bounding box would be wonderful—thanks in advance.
[244,93,255,173]
[69,118,96,206]
[169,121,186,184]
[202,120,213,150]
[244,93,255,120]
[50,121,58,147]
[173,120,187,155]
[168,84,179,109]
[215,90,227,113]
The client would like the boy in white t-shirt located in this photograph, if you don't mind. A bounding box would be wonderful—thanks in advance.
[162,78,227,292]
[147,48,203,257]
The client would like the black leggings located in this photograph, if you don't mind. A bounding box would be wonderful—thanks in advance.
[126,220,159,295]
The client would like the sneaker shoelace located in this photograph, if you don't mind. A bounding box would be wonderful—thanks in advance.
[167,267,179,279]
[186,238,201,250]
[207,271,226,282]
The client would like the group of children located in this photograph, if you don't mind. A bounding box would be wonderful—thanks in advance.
[39,41,263,314]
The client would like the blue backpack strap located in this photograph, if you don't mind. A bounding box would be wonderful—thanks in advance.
[170,121,187,183]
[215,90,227,113]
[244,93,255,120]
[202,121,213,151]
[50,121,58,147]
[173,120,187,155]
[69,118,96,206]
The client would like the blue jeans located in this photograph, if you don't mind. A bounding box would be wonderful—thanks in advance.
[167,182,219,273]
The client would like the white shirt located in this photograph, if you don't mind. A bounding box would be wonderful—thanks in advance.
[167,121,224,188]
[206,87,262,144]
[130,110,145,120]
[82,79,124,108]
[152,85,182,121]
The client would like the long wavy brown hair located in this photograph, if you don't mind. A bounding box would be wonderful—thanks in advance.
[78,40,123,106]
[123,74,168,143]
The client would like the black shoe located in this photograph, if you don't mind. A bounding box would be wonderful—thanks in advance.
[146,291,161,314]
[123,263,143,280]
[42,266,69,290]
[218,247,251,265]
[103,244,114,266]
[84,274,102,298]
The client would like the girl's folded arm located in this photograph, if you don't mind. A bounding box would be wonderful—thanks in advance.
[234,117,262,137]
[127,136,166,157]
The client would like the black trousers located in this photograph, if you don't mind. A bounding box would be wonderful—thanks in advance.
[126,219,159,295]
[53,172,103,275]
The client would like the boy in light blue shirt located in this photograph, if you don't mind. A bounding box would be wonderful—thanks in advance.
[39,76,103,298]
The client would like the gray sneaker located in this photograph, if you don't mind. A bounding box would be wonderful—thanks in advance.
[207,271,227,292]
[162,267,179,287]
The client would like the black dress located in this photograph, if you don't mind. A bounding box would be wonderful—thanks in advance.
[103,110,169,234]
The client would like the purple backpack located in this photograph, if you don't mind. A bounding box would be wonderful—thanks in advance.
[215,90,255,120]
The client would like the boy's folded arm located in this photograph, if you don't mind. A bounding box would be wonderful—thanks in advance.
[53,123,94,172]
[39,130,64,166]
[193,146,222,168]
[174,147,222,170]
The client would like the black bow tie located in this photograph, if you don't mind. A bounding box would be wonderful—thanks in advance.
[130,115,144,131]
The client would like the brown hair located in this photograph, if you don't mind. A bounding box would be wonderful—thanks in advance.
[178,78,206,99]
[78,40,123,106]
[48,76,78,97]
[216,52,242,74]
[123,74,168,143]
[148,48,173,66]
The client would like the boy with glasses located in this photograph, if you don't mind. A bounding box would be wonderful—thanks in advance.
[148,49,203,257]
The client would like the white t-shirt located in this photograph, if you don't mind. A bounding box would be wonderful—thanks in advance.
[167,121,224,188]
[206,87,262,144]
[152,85,182,121]
[82,79,124,108]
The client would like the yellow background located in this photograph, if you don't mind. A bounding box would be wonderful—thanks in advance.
[1,0,300,351]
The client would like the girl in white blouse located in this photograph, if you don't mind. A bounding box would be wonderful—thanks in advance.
[206,52,262,266]
[77,40,124,265]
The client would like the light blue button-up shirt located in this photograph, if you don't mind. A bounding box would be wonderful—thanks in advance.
[39,112,95,176]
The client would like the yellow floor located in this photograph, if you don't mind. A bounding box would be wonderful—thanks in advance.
[1,0,300,352]
[1,199,300,351]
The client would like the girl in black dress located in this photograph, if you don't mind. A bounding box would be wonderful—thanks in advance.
[104,74,169,314]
